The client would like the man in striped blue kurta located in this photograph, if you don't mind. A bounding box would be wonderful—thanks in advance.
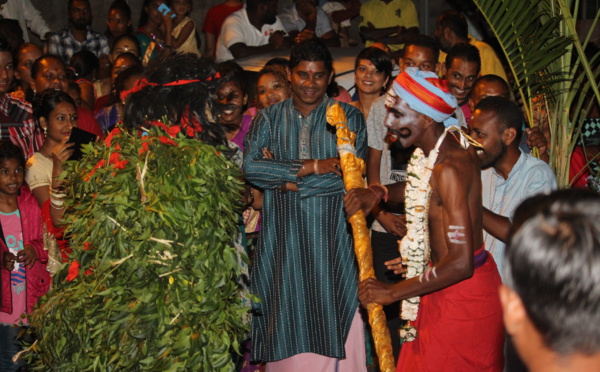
[243,39,367,371]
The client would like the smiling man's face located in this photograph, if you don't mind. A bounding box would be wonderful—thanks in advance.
[290,60,332,114]
[445,57,479,105]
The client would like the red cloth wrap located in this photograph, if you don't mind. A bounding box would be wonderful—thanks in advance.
[397,246,504,372]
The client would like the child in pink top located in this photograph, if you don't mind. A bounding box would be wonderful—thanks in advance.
[0,141,49,371]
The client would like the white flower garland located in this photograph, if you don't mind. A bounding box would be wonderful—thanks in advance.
[399,128,452,342]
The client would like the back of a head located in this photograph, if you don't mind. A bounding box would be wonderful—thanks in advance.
[289,39,333,73]
[445,42,481,73]
[123,54,228,147]
[474,96,523,141]
[404,34,441,63]
[473,74,510,96]
[505,189,600,355]
[114,64,144,99]
[70,50,100,80]
[438,10,468,40]
[114,52,142,69]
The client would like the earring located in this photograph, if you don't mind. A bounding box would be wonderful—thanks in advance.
[43,127,47,137]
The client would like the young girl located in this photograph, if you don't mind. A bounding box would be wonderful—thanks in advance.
[255,67,292,111]
[0,141,50,371]
[165,0,200,56]
[27,90,78,274]
[135,0,173,66]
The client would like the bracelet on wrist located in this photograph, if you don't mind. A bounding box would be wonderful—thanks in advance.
[369,184,389,203]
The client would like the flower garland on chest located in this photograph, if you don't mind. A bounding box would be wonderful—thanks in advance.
[398,127,452,342]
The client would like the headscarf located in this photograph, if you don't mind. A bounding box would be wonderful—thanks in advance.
[390,67,458,127]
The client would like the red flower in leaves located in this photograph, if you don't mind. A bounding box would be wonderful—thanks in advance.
[104,128,121,147]
[139,140,149,155]
[66,260,79,281]
[84,159,106,181]
[158,136,179,146]
[109,151,128,169]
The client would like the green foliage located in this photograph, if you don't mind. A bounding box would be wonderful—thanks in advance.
[26,126,249,371]
[473,0,600,187]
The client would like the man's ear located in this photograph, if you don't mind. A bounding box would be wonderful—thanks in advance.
[434,62,442,78]
[468,98,475,113]
[398,58,404,72]
[243,93,248,106]
[441,62,447,79]
[502,127,518,146]
[420,113,435,129]
[499,285,527,336]
[328,69,335,85]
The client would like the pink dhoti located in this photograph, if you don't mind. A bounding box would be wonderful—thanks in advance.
[265,308,367,372]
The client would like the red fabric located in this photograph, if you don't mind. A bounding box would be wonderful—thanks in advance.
[397,250,504,372]
[569,146,590,188]
[0,186,51,314]
[41,199,70,261]
[77,106,104,139]
[93,94,113,113]
[461,101,472,123]
[395,73,454,115]
[202,3,244,36]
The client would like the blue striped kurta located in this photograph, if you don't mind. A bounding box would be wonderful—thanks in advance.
[243,97,367,362]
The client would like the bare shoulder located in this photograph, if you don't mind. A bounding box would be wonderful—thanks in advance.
[432,136,480,189]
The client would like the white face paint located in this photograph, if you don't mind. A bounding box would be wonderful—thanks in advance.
[448,225,466,244]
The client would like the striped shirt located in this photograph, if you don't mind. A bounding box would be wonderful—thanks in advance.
[47,26,109,64]
[0,94,42,160]
[244,97,366,361]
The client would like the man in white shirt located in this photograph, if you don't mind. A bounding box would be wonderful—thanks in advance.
[0,0,51,42]
[216,0,291,62]
[279,0,339,47]
[468,96,557,279]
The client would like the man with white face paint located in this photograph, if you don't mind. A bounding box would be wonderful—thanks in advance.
[345,67,504,371]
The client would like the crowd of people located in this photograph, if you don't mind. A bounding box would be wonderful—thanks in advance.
[0,0,598,371]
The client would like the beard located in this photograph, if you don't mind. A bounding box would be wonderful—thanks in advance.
[72,19,90,31]
[481,141,507,169]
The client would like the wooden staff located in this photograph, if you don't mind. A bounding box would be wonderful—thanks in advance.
[326,102,395,372]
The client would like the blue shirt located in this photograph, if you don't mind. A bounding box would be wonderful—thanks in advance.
[482,150,557,278]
